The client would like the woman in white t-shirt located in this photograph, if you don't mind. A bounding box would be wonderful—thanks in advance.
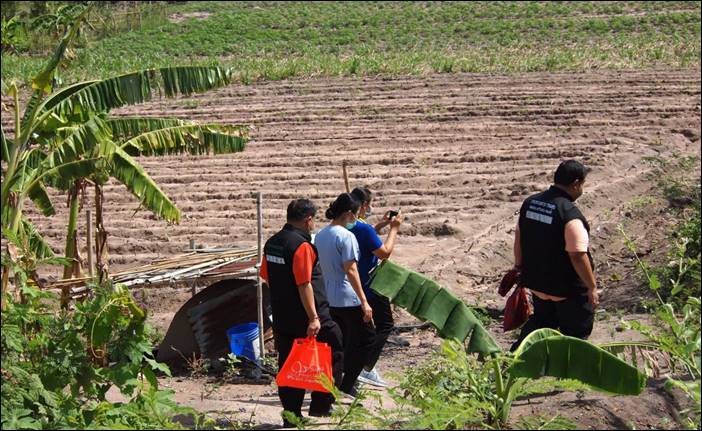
[314,192,374,398]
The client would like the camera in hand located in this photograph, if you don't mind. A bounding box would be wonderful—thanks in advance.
[388,210,399,218]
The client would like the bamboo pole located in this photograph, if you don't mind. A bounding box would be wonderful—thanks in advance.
[87,209,94,277]
[342,160,350,193]
[256,192,266,362]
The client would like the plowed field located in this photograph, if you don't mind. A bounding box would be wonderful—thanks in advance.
[16,70,699,295]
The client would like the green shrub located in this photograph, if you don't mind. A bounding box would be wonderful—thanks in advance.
[0,232,208,429]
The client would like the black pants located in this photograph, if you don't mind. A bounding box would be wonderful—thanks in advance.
[510,292,594,352]
[329,306,376,394]
[274,321,344,417]
[364,294,394,370]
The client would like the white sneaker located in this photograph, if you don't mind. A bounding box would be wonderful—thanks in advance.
[357,368,388,388]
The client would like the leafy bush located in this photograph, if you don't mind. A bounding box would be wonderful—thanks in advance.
[638,155,701,306]
[1,15,28,53]
[618,163,701,429]
[391,343,496,429]
[0,232,206,429]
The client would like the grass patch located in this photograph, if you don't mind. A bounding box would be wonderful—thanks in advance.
[2,1,700,85]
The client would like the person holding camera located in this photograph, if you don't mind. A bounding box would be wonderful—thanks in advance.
[314,192,375,398]
[349,187,403,388]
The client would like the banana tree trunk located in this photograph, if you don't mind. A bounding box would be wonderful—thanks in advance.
[0,85,22,229]
[94,183,108,283]
[62,181,83,279]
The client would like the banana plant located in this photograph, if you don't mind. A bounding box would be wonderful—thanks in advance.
[495,328,647,424]
[1,7,249,284]
[370,261,647,426]
[438,329,646,427]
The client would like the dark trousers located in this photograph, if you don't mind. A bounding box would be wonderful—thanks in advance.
[510,292,594,352]
[330,306,376,394]
[364,294,394,370]
[274,321,344,417]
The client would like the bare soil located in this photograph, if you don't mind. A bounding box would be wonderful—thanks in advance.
[7,69,701,429]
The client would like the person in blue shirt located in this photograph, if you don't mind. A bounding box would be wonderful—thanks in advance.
[314,192,374,398]
[350,187,403,388]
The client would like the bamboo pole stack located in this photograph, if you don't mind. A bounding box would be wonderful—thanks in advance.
[47,247,259,300]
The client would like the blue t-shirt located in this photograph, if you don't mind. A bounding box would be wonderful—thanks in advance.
[313,225,361,308]
[351,219,383,297]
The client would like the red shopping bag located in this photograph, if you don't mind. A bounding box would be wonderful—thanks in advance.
[503,286,532,331]
[276,337,333,393]
[498,268,521,297]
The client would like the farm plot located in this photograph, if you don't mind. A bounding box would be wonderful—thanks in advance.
[13,69,699,295]
[4,68,700,429]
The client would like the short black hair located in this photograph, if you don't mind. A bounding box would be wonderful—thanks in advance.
[325,193,361,220]
[351,186,372,204]
[287,199,316,222]
[554,160,589,186]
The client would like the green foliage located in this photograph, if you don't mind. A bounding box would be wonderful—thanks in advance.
[313,334,642,430]
[1,15,28,53]
[509,333,647,395]
[30,2,90,39]
[3,1,700,84]
[388,341,499,429]
[1,8,249,255]
[621,156,701,307]
[619,298,701,429]
[618,167,701,430]
[0,234,203,429]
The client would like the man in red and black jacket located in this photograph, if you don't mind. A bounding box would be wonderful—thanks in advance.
[260,199,343,426]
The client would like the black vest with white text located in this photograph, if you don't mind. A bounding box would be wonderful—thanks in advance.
[519,186,594,298]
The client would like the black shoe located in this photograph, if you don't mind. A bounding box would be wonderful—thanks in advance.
[308,408,333,417]
[342,385,358,399]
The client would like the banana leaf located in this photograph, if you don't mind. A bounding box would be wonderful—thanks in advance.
[104,142,181,223]
[411,279,440,319]
[509,329,647,396]
[424,288,460,330]
[20,217,55,259]
[370,260,500,355]
[368,259,409,300]
[439,302,477,342]
[42,66,232,124]
[393,272,425,309]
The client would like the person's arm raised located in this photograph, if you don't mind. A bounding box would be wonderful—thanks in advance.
[373,212,403,260]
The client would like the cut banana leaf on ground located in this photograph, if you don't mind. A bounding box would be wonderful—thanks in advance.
[370,259,500,355]
[510,328,647,395]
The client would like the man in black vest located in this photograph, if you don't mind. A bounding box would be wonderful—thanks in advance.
[260,199,344,426]
[510,160,599,352]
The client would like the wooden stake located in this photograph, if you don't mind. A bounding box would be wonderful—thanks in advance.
[256,192,266,361]
[342,160,350,193]
[87,209,94,277]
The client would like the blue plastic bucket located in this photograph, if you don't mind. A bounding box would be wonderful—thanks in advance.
[227,322,260,362]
